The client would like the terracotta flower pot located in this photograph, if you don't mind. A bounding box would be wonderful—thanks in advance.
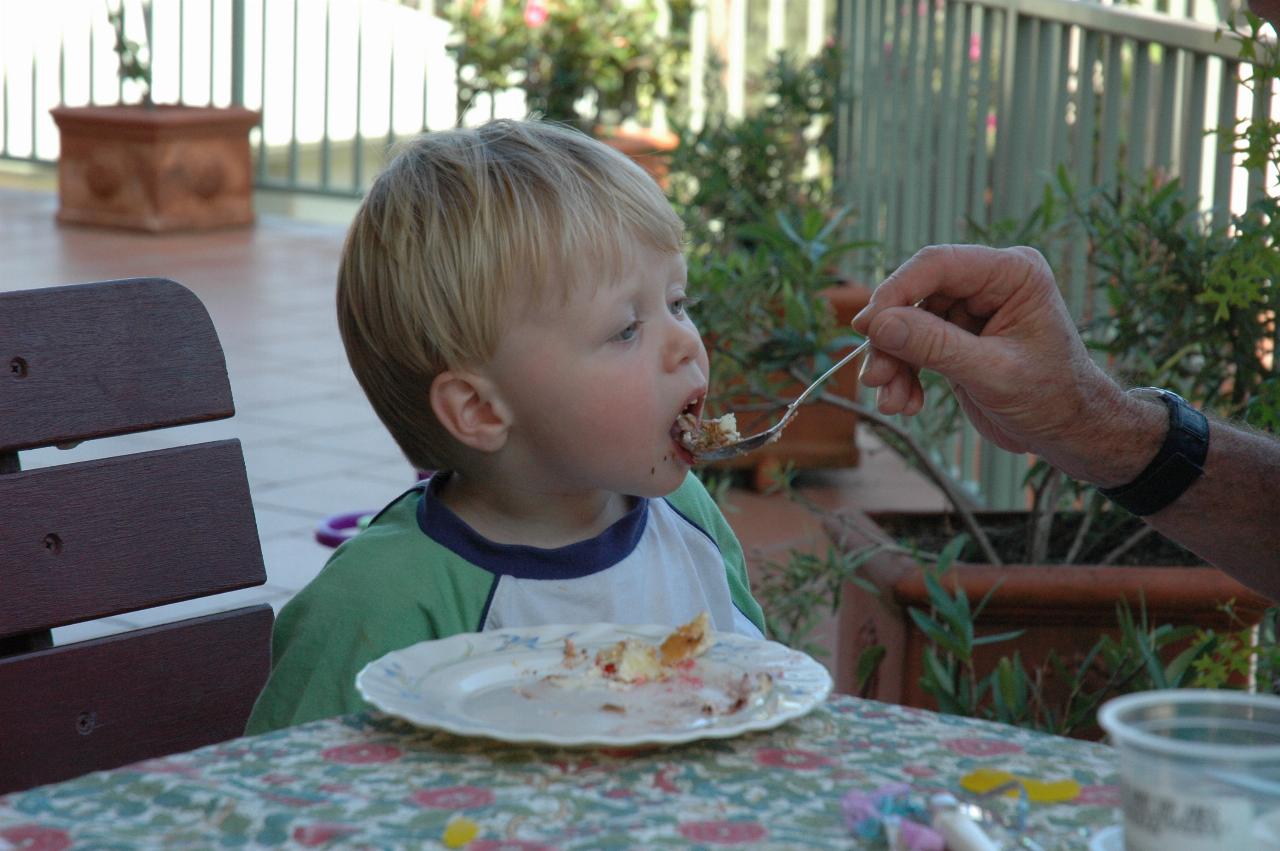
[50,104,261,232]
[829,510,1272,716]
[594,126,679,188]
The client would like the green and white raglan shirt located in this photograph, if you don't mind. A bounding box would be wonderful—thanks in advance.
[245,472,766,734]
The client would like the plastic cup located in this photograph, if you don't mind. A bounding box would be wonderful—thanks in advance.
[1098,689,1280,851]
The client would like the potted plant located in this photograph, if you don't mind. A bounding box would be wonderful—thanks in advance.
[755,13,1280,709]
[879,536,1279,740]
[676,46,873,490]
[444,0,688,184]
[50,1,261,232]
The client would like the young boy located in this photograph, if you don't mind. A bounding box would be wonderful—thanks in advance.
[246,119,766,734]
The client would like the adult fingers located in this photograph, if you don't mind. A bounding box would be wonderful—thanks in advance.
[863,306,990,387]
[852,244,1047,335]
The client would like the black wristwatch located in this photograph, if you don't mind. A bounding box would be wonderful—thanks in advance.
[1098,387,1209,516]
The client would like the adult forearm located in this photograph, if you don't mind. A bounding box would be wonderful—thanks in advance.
[1142,419,1280,601]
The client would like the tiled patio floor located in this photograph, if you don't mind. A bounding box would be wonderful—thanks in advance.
[1,184,943,659]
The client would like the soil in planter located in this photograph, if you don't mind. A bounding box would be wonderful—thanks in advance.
[873,511,1209,567]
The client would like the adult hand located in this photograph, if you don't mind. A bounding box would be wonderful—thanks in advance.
[851,244,1156,486]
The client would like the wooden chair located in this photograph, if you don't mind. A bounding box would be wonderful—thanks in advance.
[0,277,272,794]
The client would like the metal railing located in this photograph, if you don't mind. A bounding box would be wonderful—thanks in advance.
[836,0,1272,507]
[0,0,832,196]
[4,0,1265,509]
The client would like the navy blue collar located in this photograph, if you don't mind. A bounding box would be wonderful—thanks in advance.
[415,475,649,579]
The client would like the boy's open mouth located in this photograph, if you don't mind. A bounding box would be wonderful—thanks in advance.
[670,395,704,463]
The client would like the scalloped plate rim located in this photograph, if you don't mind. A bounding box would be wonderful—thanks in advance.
[355,622,832,747]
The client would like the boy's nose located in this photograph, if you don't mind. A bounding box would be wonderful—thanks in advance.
[663,316,705,371]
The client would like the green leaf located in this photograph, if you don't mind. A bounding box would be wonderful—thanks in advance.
[854,644,887,692]
[972,629,1026,647]
[909,606,969,661]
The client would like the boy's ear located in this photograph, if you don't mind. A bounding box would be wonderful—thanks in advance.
[429,370,511,453]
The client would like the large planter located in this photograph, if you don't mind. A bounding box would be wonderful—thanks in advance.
[50,105,261,232]
[710,282,871,491]
[595,126,679,188]
[830,510,1273,710]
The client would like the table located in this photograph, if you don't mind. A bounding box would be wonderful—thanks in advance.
[0,695,1119,849]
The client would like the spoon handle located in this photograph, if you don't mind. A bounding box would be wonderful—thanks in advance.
[787,337,871,412]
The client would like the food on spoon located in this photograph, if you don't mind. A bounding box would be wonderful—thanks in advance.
[677,412,740,453]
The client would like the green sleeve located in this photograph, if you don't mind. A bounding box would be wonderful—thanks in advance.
[667,473,767,636]
[245,493,496,734]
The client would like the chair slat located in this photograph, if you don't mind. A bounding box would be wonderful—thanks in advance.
[0,605,273,794]
[0,440,264,639]
[0,278,233,453]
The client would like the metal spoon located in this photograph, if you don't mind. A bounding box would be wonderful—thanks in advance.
[692,337,871,463]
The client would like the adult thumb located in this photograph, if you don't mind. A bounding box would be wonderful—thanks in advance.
[867,308,981,382]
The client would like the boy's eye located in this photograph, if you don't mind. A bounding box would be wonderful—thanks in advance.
[614,321,640,342]
[670,296,700,318]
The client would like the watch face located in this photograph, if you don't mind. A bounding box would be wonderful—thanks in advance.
[1129,386,1180,404]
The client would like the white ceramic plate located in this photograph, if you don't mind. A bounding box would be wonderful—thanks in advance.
[356,622,832,747]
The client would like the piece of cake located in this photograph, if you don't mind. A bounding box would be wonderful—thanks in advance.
[594,639,663,683]
[588,613,714,683]
[678,413,740,453]
[659,611,711,666]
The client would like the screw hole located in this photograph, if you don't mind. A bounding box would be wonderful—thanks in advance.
[43,533,63,554]
[9,357,27,378]
[76,712,96,735]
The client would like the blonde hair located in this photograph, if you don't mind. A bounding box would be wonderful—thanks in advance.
[337,119,685,472]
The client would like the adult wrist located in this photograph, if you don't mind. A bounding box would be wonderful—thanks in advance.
[1097,388,1209,516]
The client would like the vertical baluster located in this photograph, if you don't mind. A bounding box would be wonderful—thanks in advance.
[288,0,299,186]
[354,1,364,191]
[1154,44,1179,173]
[970,6,996,232]
[210,0,217,105]
[322,0,332,191]
[1182,51,1207,209]
[1127,40,1151,178]
[386,8,396,154]
[936,1,960,244]
[1212,58,1238,228]
[1070,28,1100,321]
[257,0,268,181]
[232,0,245,107]
[1099,35,1123,193]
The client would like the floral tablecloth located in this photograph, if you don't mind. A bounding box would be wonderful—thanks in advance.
[0,695,1119,849]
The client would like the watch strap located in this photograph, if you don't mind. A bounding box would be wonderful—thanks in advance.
[1098,388,1209,516]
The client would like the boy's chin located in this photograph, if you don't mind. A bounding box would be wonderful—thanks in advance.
[625,466,690,498]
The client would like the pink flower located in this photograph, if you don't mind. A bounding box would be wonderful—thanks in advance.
[411,785,495,809]
[678,820,768,844]
[523,0,548,28]
[902,764,937,778]
[755,748,834,770]
[319,743,402,764]
[292,823,357,846]
[1075,784,1122,807]
[0,826,72,851]
[943,737,1024,758]
[263,793,320,807]
[969,34,982,62]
